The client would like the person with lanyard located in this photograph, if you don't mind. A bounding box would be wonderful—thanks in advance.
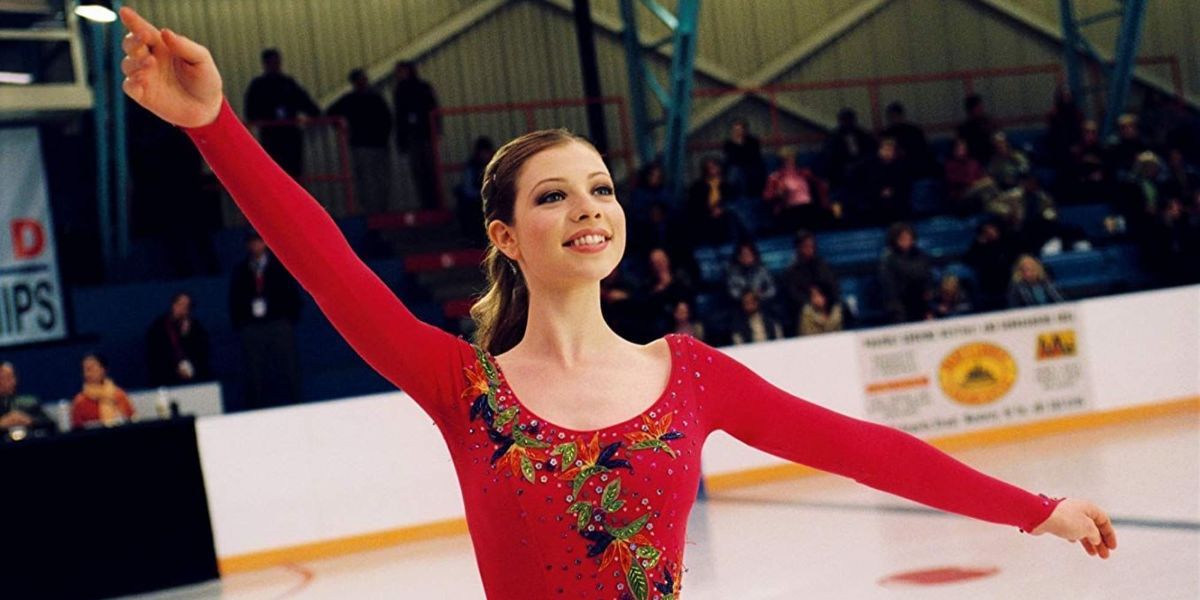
[229,232,302,409]
[118,9,1116,597]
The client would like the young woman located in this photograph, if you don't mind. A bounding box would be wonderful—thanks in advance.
[71,353,135,428]
[118,8,1115,597]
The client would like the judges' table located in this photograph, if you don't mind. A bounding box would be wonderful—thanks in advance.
[1,417,218,600]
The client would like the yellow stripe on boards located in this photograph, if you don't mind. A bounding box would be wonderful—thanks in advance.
[217,396,1198,574]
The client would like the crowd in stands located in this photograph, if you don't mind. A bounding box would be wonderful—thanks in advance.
[604,90,1200,346]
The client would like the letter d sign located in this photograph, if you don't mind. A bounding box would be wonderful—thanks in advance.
[12,219,45,259]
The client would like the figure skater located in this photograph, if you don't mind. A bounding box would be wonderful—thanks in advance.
[117,8,1116,598]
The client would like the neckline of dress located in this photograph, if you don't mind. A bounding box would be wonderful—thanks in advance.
[483,334,679,435]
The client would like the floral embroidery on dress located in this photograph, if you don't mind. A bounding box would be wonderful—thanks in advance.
[464,343,688,600]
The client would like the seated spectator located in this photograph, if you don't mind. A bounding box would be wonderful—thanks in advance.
[1045,87,1084,169]
[820,108,877,184]
[1161,148,1199,206]
[628,161,671,227]
[964,219,1018,311]
[944,137,999,214]
[1142,197,1200,286]
[0,361,55,440]
[762,147,829,232]
[991,173,1087,255]
[881,101,934,176]
[629,201,694,277]
[71,353,134,428]
[781,230,840,323]
[726,241,777,309]
[799,282,844,336]
[669,301,706,341]
[1107,113,1148,177]
[723,119,767,197]
[455,136,495,247]
[687,157,748,246]
[987,132,1030,190]
[957,94,998,164]
[1007,255,1065,307]
[852,137,913,225]
[731,291,784,345]
[646,248,695,337]
[1118,151,1167,237]
[600,267,653,344]
[146,292,213,387]
[1062,120,1111,204]
[930,274,973,319]
[879,222,934,323]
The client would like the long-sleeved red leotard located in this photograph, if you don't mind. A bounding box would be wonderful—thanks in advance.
[186,99,1060,600]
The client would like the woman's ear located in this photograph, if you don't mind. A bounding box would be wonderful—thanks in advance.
[487,220,520,261]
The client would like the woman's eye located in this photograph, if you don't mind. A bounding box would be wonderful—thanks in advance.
[594,185,614,196]
[539,191,567,204]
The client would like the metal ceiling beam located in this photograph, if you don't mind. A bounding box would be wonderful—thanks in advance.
[317,0,511,108]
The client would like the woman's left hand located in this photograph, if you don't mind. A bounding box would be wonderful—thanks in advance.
[1029,497,1118,559]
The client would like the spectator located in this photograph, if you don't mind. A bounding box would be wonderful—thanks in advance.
[145,292,213,387]
[1045,87,1084,169]
[879,222,934,323]
[628,161,671,228]
[723,119,767,197]
[944,137,999,215]
[853,137,913,225]
[1143,197,1200,286]
[930,274,973,319]
[1118,151,1166,237]
[1062,120,1111,204]
[0,362,54,439]
[646,248,695,337]
[244,48,320,176]
[799,282,844,336]
[630,201,694,277]
[328,68,394,215]
[455,136,496,247]
[393,61,441,209]
[71,353,134,428]
[1007,255,1065,307]
[963,219,1018,311]
[731,291,784,345]
[230,232,302,409]
[668,301,706,341]
[881,101,934,176]
[821,108,877,184]
[987,132,1031,190]
[600,267,652,343]
[686,157,748,246]
[1107,113,1148,176]
[726,241,777,308]
[1162,148,1199,203]
[763,147,830,232]
[991,172,1086,255]
[957,94,997,164]
[781,230,840,322]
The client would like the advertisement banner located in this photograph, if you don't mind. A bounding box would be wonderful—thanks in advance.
[857,306,1090,436]
[0,127,67,346]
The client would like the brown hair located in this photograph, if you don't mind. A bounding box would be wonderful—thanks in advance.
[470,128,596,355]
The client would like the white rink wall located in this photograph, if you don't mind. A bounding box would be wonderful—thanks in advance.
[196,285,1200,559]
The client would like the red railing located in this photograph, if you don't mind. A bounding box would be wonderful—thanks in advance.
[247,116,357,216]
[688,55,1185,153]
[430,96,635,209]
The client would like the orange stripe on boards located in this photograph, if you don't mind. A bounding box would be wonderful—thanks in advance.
[216,396,1198,573]
[865,376,930,394]
[703,396,1199,492]
[218,518,469,575]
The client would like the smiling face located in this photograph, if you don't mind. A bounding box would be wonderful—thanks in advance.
[488,141,625,291]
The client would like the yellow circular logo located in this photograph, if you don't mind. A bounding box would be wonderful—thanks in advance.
[938,342,1017,405]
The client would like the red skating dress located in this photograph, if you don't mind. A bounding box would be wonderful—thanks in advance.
[186,99,1060,600]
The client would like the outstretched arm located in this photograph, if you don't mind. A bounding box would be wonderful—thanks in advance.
[697,340,1116,558]
[118,7,469,422]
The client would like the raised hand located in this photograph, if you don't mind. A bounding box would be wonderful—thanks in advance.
[1029,497,1118,559]
[118,6,223,128]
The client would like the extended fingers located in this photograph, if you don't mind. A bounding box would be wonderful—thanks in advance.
[122,32,150,59]
[1095,512,1118,550]
[118,7,161,46]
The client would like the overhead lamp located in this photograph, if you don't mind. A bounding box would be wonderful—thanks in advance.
[74,1,117,23]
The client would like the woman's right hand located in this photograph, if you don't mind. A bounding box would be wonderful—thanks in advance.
[118,7,223,128]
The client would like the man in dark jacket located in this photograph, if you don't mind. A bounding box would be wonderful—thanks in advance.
[229,233,302,409]
[393,61,441,209]
[245,48,320,176]
[0,362,55,439]
[145,292,213,387]
[329,68,394,214]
